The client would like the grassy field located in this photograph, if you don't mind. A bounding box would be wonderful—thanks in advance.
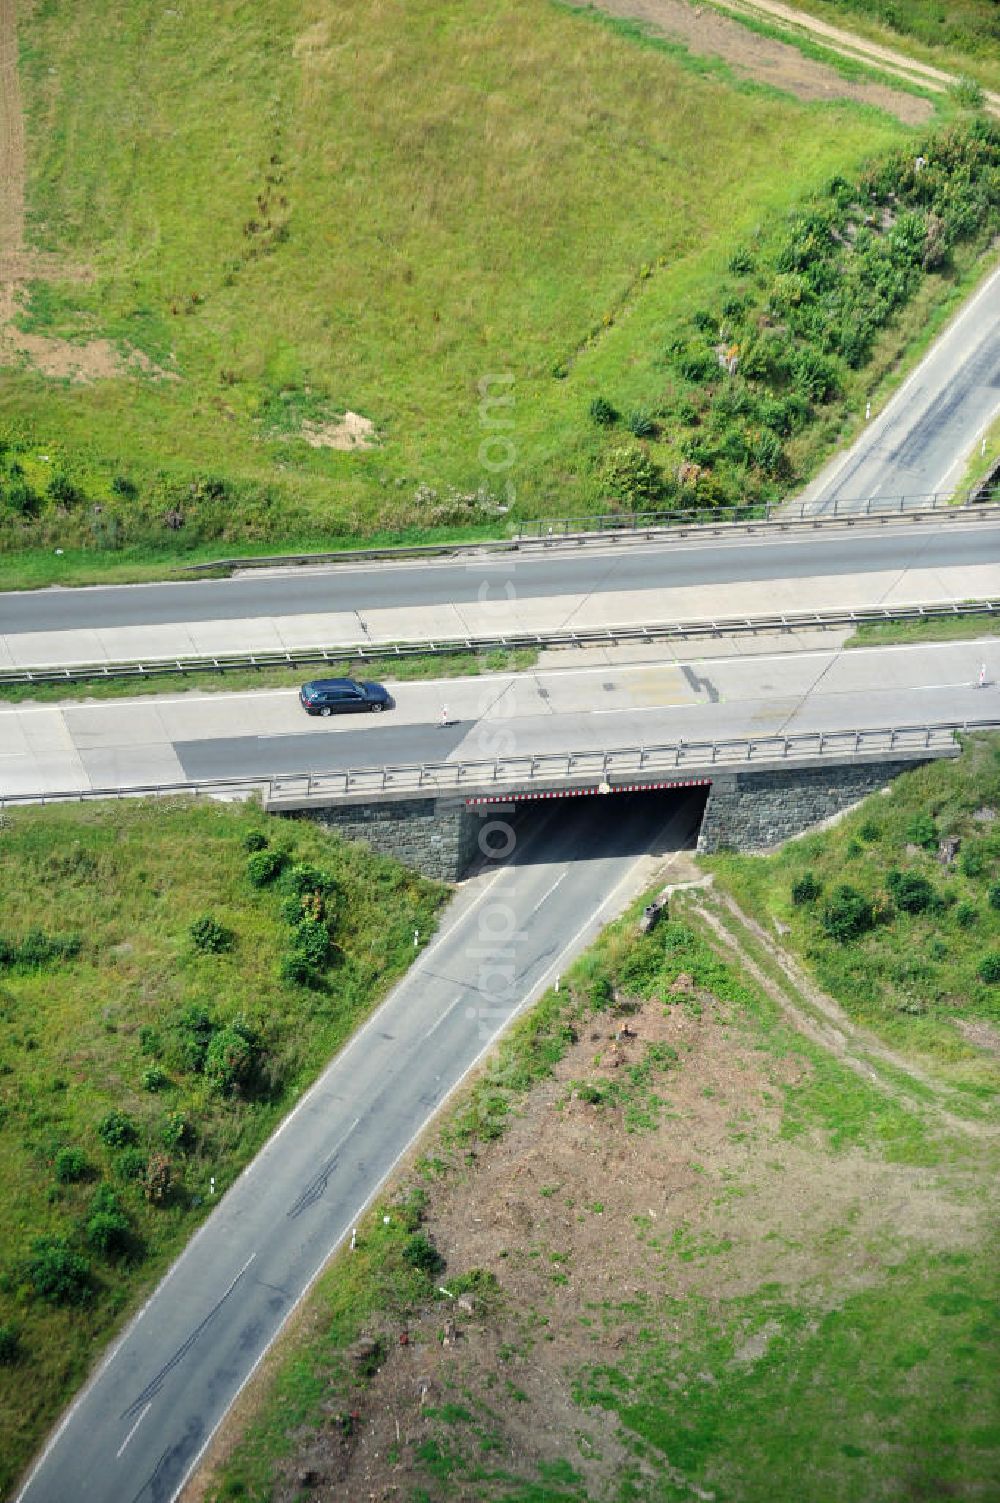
[0,799,446,1499]
[3,0,983,582]
[782,0,1000,93]
[197,812,999,1502]
[706,734,1000,1078]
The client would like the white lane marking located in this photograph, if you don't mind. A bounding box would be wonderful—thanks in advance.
[593,704,686,715]
[115,1403,151,1460]
[534,871,568,908]
[423,997,462,1042]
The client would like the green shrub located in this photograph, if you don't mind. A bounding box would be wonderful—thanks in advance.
[279,952,321,988]
[141,1066,170,1093]
[290,919,330,970]
[246,849,285,887]
[162,1111,194,1151]
[905,813,938,850]
[955,901,979,928]
[402,1232,445,1278]
[791,871,822,905]
[242,830,269,852]
[188,914,235,954]
[138,1025,162,1057]
[821,885,875,943]
[25,1238,92,1306]
[589,396,618,426]
[172,1003,216,1072]
[97,1110,139,1149]
[988,884,1000,911]
[0,929,82,969]
[282,863,336,899]
[86,1208,130,1258]
[625,408,656,438]
[598,445,662,508]
[53,1147,91,1184]
[886,870,936,914]
[46,472,81,507]
[949,76,985,111]
[111,474,138,500]
[114,1148,148,1183]
[728,247,755,275]
[977,952,1000,984]
[959,844,986,878]
[0,1324,20,1364]
[205,1025,256,1096]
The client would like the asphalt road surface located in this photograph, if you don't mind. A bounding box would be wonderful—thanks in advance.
[3,638,998,798]
[805,262,1000,512]
[14,792,701,1503]
[1,522,997,633]
[2,520,999,672]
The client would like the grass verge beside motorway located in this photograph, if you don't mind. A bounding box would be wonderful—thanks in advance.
[846,614,1000,648]
[0,649,540,708]
[0,800,446,1499]
[195,749,998,1501]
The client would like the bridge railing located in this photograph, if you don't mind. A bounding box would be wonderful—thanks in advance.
[3,720,998,810]
[182,493,1000,573]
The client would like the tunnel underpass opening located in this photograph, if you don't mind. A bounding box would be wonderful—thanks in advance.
[466,781,711,871]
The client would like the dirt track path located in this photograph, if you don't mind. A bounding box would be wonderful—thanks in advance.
[686,885,996,1140]
[717,0,1000,113]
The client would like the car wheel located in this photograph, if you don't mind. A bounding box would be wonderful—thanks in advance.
[320,706,333,718]
[370,702,385,713]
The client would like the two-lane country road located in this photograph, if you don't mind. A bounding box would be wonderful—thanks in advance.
[805,261,1000,512]
[1,519,999,670]
[14,792,701,1503]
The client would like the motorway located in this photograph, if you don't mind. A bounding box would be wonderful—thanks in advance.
[804,262,1000,512]
[14,792,701,1503]
[3,638,999,798]
[1,519,1000,669]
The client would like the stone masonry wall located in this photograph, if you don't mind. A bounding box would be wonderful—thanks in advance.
[286,796,481,882]
[696,759,933,853]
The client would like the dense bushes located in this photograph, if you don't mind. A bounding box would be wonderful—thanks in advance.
[821,885,876,943]
[0,929,81,969]
[24,1239,92,1307]
[188,914,235,954]
[594,121,1000,515]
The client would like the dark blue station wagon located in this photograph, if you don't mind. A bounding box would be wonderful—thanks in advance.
[299,678,393,716]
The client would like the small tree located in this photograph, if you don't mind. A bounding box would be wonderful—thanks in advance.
[821,885,875,943]
[54,1147,92,1184]
[188,914,235,954]
[97,1110,139,1149]
[205,1026,255,1096]
[791,871,822,905]
[25,1238,92,1306]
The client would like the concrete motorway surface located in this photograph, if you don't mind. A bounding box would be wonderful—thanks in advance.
[804,260,1000,513]
[3,637,999,798]
[1,519,999,671]
[13,792,700,1503]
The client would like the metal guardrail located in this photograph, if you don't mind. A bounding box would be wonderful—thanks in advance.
[3,720,996,811]
[181,496,1000,575]
[515,487,1000,538]
[3,599,998,691]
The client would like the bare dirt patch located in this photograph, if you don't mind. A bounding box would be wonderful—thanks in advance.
[575,0,933,124]
[199,982,980,1503]
[0,0,172,382]
[301,411,378,451]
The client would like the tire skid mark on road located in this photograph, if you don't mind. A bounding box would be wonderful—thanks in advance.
[118,1254,256,1422]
